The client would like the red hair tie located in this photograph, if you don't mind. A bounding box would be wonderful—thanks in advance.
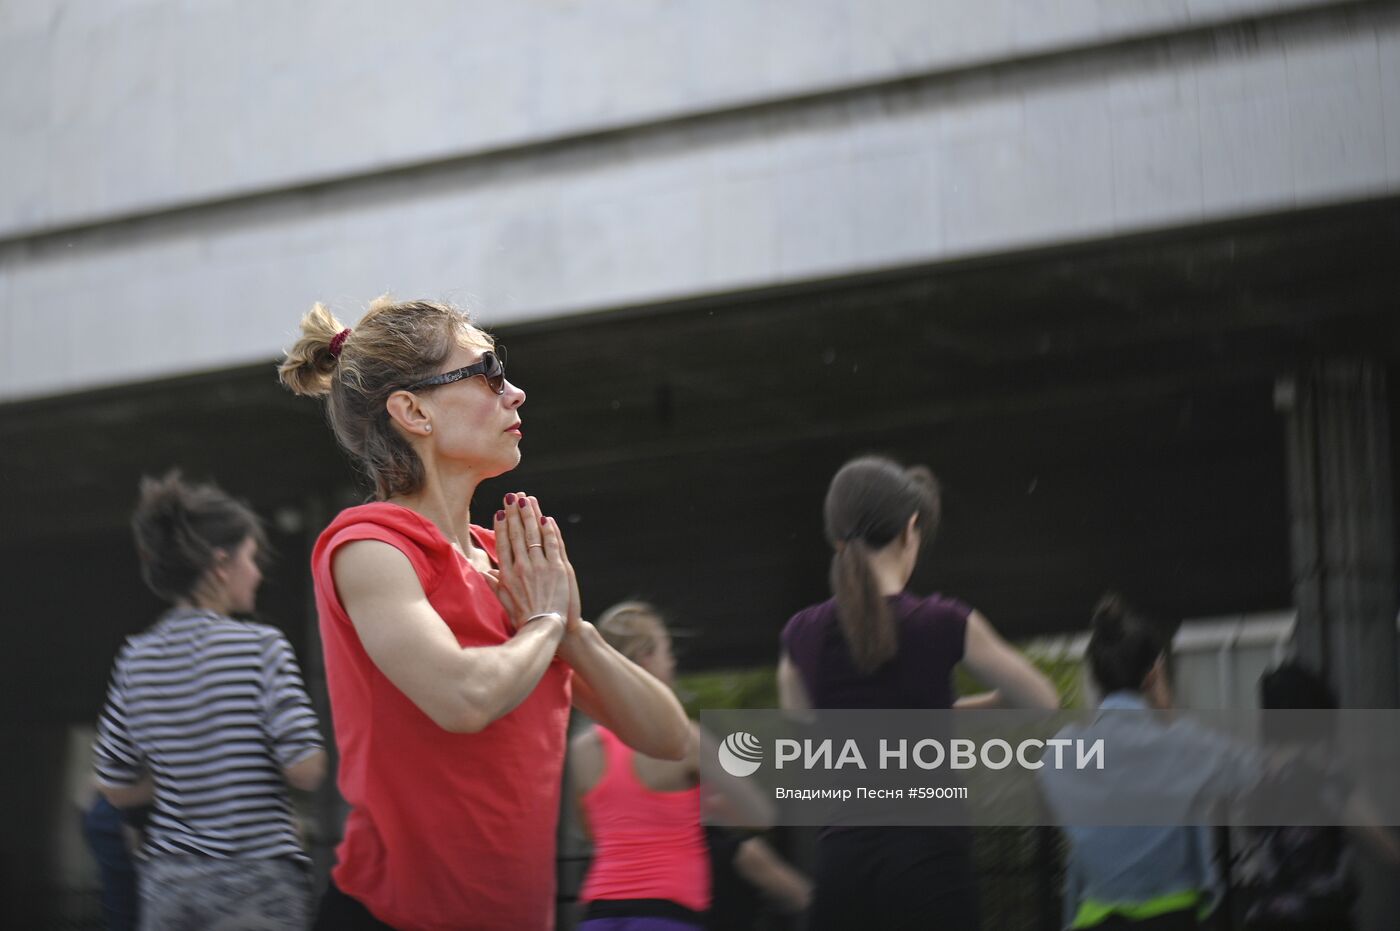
[328,328,352,359]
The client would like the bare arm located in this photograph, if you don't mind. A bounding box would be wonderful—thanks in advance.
[503,499,688,762]
[333,539,566,733]
[563,624,690,761]
[261,633,327,791]
[99,774,154,810]
[282,748,328,792]
[733,837,813,913]
[1345,791,1400,867]
[777,652,811,711]
[953,690,1003,710]
[1350,823,1400,868]
[960,611,1059,710]
[94,657,154,810]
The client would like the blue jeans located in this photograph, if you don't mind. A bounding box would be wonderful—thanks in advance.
[81,796,139,931]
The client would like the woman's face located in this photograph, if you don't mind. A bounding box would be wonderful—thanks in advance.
[214,535,262,615]
[1142,654,1173,709]
[419,343,527,479]
[898,516,922,578]
[638,632,676,687]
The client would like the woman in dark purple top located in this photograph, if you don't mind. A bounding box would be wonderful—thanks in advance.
[782,590,971,710]
[778,456,1059,931]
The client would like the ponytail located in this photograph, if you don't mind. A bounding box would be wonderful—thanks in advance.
[831,539,896,673]
[823,456,941,674]
[277,302,345,399]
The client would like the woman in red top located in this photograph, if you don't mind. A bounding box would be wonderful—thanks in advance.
[279,297,690,931]
[571,603,710,931]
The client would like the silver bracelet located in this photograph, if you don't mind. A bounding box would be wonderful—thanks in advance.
[524,611,564,629]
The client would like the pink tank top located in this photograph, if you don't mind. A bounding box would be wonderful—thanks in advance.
[578,726,710,913]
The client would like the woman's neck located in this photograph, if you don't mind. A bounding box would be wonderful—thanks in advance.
[391,477,480,552]
[867,545,913,597]
[177,592,228,615]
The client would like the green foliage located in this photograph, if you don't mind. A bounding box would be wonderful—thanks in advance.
[675,667,778,715]
[678,652,1085,713]
[955,653,1086,709]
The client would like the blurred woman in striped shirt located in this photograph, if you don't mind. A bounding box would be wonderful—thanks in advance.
[94,471,326,931]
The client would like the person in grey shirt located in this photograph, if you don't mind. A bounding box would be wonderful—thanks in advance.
[1037,594,1261,931]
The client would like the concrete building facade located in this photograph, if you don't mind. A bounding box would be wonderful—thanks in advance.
[4,0,1398,399]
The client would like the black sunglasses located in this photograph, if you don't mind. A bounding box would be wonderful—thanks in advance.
[401,347,507,395]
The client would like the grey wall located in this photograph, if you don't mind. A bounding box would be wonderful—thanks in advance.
[2,0,1397,401]
[0,0,1364,235]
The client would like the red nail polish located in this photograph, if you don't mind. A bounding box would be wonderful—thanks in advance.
[495,510,505,522]
[540,516,548,526]
[504,493,516,505]
[517,498,527,508]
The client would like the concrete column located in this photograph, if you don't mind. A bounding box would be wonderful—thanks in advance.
[1280,359,1397,708]
[1279,359,1398,931]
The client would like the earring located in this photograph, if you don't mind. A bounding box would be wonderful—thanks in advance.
[424,424,432,433]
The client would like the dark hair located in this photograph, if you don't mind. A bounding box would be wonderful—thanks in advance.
[131,471,268,603]
[1086,592,1166,695]
[824,456,941,674]
[1259,660,1337,743]
[1260,660,1337,709]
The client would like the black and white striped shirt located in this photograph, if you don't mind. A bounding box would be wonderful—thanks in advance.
[94,608,323,861]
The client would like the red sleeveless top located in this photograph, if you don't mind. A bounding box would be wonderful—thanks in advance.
[578,725,710,913]
[312,502,572,931]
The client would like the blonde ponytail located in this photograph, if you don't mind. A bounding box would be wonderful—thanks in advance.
[277,302,346,399]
